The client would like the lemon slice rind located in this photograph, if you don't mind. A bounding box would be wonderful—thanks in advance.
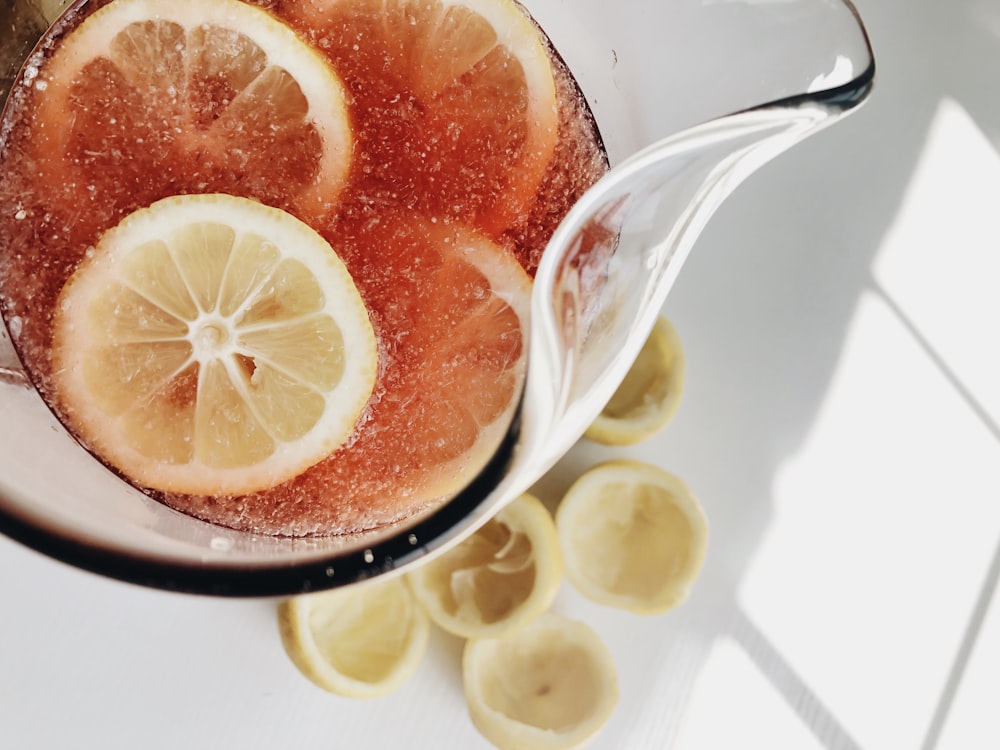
[286,0,558,234]
[413,234,533,506]
[451,0,559,234]
[37,0,353,216]
[446,0,558,141]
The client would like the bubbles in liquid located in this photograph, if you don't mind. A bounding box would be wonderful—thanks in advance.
[209,536,234,552]
[0,0,609,537]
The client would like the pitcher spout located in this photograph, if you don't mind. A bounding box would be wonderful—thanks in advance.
[519,51,876,486]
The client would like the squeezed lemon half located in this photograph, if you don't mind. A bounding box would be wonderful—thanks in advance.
[51,193,378,497]
[407,493,562,638]
[556,460,708,615]
[278,576,430,699]
[585,316,685,446]
[463,612,619,750]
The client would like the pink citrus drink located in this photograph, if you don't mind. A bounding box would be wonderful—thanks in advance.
[0,0,608,535]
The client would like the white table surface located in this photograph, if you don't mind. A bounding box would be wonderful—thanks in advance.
[3,0,999,747]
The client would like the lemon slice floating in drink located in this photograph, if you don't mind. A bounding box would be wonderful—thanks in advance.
[33,0,353,220]
[585,316,685,446]
[278,576,430,699]
[556,460,708,615]
[283,0,559,235]
[407,494,562,639]
[50,194,377,497]
[273,220,534,535]
[401,228,534,504]
[463,613,619,750]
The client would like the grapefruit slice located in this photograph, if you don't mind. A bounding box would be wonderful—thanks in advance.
[282,0,559,235]
[31,0,353,221]
[50,194,378,497]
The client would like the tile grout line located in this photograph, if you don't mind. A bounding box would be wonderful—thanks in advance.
[919,532,1000,750]
[868,278,1000,750]
[730,606,867,750]
[868,278,1000,443]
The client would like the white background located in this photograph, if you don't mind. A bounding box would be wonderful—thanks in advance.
[2,0,999,748]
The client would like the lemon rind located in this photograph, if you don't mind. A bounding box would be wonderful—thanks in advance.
[406,230,533,506]
[463,612,619,750]
[584,317,685,447]
[407,493,563,639]
[278,577,430,700]
[556,459,708,616]
[37,0,353,216]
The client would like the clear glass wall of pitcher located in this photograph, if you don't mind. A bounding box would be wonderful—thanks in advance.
[0,0,874,595]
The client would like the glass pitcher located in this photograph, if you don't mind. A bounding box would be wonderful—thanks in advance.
[0,0,875,595]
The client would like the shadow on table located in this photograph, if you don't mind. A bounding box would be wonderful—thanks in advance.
[534,0,1000,747]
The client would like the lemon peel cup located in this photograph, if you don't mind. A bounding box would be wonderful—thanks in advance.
[584,316,685,446]
[278,576,430,699]
[407,493,563,639]
[463,612,619,750]
[556,460,708,615]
